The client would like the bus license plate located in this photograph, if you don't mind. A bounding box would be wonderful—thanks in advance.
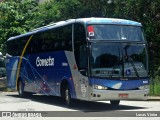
[119,94,128,98]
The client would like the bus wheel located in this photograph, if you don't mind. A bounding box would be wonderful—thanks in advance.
[18,80,25,97]
[110,100,120,106]
[64,84,73,107]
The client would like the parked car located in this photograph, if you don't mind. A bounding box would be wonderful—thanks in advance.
[0,52,6,90]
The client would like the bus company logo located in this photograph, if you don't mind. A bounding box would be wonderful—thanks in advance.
[1,112,42,117]
[36,56,54,67]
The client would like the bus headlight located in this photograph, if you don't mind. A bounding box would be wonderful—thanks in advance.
[138,85,149,90]
[92,84,108,90]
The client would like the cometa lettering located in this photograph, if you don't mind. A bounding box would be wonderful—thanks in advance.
[36,56,54,67]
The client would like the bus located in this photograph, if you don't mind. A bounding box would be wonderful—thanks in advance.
[6,18,149,106]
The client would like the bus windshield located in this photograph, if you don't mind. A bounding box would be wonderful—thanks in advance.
[87,25,144,41]
[90,43,148,78]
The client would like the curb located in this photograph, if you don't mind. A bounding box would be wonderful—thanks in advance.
[147,96,160,101]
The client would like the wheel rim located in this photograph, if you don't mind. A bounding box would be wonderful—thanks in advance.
[65,87,70,105]
[18,81,22,95]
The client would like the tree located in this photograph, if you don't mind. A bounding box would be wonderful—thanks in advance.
[0,0,40,53]
[0,0,160,75]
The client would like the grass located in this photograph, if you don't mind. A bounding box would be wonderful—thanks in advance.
[150,84,160,96]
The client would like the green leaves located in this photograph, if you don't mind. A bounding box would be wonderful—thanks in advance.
[0,0,160,73]
[0,0,40,52]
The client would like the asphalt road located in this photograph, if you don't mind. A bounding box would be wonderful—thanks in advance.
[0,92,160,120]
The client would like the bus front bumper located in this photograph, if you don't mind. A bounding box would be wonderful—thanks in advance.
[89,89,149,101]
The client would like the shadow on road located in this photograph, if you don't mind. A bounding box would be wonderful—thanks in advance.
[6,93,147,112]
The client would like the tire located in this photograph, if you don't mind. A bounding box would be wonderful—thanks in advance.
[18,80,32,97]
[64,84,73,107]
[110,100,120,106]
[18,80,25,97]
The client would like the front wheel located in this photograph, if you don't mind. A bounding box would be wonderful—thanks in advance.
[110,100,120,106]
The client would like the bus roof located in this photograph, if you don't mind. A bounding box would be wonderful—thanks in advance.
[77,18,142,26]
[7,17,142,41]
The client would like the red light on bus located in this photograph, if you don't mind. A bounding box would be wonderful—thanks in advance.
[87,26,95,37]
[87,26,94,32]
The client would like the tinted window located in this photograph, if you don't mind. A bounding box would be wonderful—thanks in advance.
[87,25,144,41]
[74,23,87,71]
[91,43,148,78]
[26,24,72,54]
[7,37,29,56]
[7,24,72,56]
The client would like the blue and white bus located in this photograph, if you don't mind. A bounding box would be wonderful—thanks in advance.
[6,18,149,106]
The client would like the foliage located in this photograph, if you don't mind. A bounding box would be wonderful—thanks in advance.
[150,77,160,96]
[0,0,160,75]
[0,0,40,53]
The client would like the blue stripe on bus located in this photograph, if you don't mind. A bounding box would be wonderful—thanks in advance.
[89,78,149,90]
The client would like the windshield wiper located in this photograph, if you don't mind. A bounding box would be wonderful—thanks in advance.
[128,57,139,77]
[109,45,122,78]
[124,44,139,78]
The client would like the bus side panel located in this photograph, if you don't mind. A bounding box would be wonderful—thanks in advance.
[18,51,77,98]
[65,51,89,100]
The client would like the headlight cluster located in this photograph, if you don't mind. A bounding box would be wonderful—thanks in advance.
[92,84,108,90]
[138,85,149,90]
